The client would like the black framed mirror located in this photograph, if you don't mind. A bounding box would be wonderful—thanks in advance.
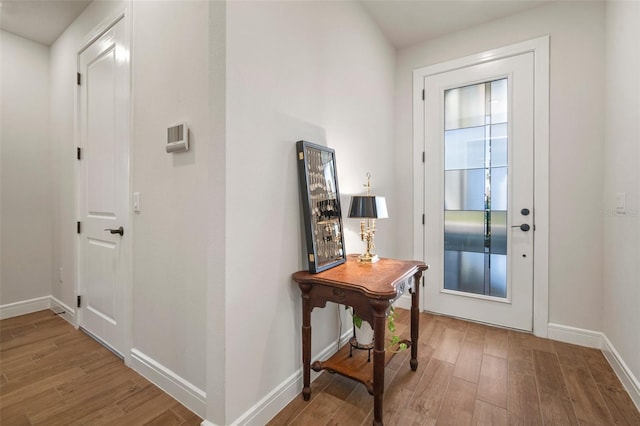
[296,140,346,273]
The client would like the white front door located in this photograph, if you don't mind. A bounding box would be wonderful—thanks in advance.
[421,52,534,331]
[78,17,130,356]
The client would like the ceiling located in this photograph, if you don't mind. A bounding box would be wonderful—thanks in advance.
[0,0,91,46]
[0,0,550,48]
[360,0,551,48]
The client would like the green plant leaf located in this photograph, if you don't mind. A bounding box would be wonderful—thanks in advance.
[353,314,363,329]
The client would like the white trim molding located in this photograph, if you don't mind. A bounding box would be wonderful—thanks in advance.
[130,348,206,419]
[50,295,77,326]
[0,295,76,324]
[548,323,640,411]
[0,296,50,320]
[601,334,640,411]
[228,330,352,426]
[547,323,603,349]
[394,294,412,311]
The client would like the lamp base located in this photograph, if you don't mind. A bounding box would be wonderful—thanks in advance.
[358,253,380,263]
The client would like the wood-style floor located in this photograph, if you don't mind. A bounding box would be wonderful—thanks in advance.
[0,310,202,425]
[269,309,640,426]
[3,309,639,425]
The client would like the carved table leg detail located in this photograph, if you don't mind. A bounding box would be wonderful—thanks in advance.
[300,283,312,401]
[371,299,390,426]
[410,272,421,372]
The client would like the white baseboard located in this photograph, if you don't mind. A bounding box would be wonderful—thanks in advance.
[228,330,353,426]
[394,294,412,310]
[230,365,305,426]
[0,295,77,325]
[547,322,640,411]
[200,421,218,426]
[0,296,50,320]
[50,296,77,326]
[130,348,206,419]
[547,323,604,349]
[601,334,640,411]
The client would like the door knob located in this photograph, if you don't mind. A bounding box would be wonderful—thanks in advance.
[511,224,530,232]
[104,226,124,236]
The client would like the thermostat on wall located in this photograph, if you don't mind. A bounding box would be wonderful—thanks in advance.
[166,122,189,153]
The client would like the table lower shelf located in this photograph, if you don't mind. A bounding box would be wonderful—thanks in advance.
[311,338,411,395]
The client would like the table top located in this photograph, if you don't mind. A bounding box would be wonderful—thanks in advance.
[293,254,428,299]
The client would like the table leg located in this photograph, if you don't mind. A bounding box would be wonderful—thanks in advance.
[410,272,421,371]
[371,300,389,426]
[300,283,312,400]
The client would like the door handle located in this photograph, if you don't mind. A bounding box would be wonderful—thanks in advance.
[511,224,530,232]
[104,226,124,236]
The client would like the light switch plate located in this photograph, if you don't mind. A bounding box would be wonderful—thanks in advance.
[133,192,141,213]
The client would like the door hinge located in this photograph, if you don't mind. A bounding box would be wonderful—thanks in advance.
[422,151,425,163]
[422,89,425,101]
[77,147,81,160]
[77,221,81,234]
[422,214,425,225]
[77,295,82,308]
[77,72,81,86]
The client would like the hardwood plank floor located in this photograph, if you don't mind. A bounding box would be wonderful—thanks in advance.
[269,310,640,426]
[0,310,201,425]
[4,309,639,425]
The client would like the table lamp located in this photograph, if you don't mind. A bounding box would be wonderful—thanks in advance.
[348,173,388,263]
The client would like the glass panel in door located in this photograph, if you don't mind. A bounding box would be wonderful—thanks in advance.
[443,79,507,298]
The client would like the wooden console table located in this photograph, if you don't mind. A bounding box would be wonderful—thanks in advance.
[293,255,428,426]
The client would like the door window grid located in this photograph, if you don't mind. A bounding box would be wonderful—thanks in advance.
[443,79,507,298]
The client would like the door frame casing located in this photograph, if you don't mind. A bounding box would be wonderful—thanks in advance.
[74,5,133,365]
[412,36,549,337]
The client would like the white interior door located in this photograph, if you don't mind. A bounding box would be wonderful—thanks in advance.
[78,17,130,356]
[422,52,534,331]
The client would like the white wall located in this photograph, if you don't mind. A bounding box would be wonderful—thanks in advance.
[5,0,637,422]
[603,0,640,389]
[206,0,227,423]
[131,0,208,394]
[395,1,606,332]
[49,0,208,411]
[0,31,52,306]
[50,0,127,319]
[224,1,395,422]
